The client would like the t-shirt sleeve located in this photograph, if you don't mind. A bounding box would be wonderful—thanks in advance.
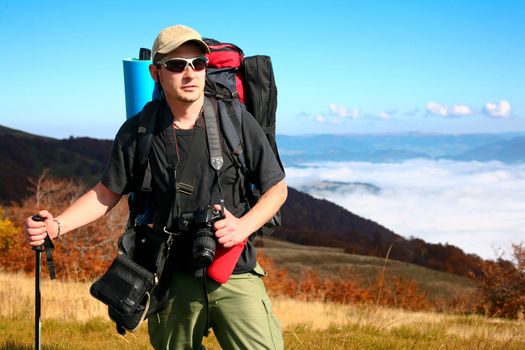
[241,109,285,193]
[100,117,138,195]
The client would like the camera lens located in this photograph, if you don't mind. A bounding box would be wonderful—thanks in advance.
[192,228,216,269]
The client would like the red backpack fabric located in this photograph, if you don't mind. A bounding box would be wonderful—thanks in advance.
[205,40,245,102]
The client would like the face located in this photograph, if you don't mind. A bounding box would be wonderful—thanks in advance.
[149,43,206,104]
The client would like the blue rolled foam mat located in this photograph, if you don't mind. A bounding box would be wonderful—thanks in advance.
[123,58,159,119]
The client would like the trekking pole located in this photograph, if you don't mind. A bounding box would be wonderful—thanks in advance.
[31,215,44,350]
[31,215,56,350]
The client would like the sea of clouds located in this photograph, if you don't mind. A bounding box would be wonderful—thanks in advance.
[285,159,525,260]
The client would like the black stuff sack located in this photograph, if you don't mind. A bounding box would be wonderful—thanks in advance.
[90,225,172,334]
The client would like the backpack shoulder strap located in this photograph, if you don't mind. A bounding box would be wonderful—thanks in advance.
[128,100,162,226]
[215,98,281,235]
[217,99,246,171]
[136,101,160,172]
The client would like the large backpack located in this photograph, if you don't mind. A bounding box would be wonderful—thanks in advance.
[133,40,284,234]
[203,38,284,234]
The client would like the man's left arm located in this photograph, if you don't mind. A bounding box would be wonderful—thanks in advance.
[213,179,287,248]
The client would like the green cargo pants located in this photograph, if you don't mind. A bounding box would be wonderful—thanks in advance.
[148,263,284,350]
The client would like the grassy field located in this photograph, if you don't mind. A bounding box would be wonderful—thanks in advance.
[259,237,476,302]
[1,271,524,350]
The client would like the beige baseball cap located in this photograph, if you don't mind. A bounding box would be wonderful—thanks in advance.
[151,25,210,62]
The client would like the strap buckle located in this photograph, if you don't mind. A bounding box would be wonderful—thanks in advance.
[176,182,194,196]
[162,227,180,250]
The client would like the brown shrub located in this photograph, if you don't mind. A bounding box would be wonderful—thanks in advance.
[476,243,525,319]
[258,252,433,312]
[0,171,127,280]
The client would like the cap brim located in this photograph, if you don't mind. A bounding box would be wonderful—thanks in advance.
[157,39,210,55]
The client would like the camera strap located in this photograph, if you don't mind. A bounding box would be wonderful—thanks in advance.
[203,97,224,172]
[203,97,226,214]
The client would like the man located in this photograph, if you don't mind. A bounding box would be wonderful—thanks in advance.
[25,24,287,350]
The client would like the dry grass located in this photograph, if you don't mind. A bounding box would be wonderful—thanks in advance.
[273,298,354,329]
[275,297,525,345]
[0,271,106,321]
[1,271,524,350]
[1,271,355,328]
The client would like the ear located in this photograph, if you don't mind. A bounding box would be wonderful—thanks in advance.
[149,64,159,82]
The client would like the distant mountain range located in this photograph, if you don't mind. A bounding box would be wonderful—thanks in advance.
[297,180,381,196]
[277,132,525,165]
[0,124,490,278]
[0,125,112,201]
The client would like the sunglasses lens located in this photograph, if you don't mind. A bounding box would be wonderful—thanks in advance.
[164,59,188,73]
[192,57,208,71]
[161,57,208,73]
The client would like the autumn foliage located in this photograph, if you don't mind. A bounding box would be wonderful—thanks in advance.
[257,252,432,312]
[475,244,525,319]
[1,173,523,318]
[0,171,127,280]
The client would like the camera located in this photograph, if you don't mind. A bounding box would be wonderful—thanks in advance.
[179,206,223,269]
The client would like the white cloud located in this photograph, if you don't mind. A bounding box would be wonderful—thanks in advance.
[426,102,449,116]
[329,103,349,117]
[483,100,512,118]
[450,104,473,116]
[328,103,361,119]
[314,114,326,123]
[285,160,525,259]
[426,102,473,117]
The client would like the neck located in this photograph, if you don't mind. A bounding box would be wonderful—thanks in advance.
[166,95,204,128]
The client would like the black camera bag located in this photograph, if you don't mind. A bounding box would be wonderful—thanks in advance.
[90,224,173,334]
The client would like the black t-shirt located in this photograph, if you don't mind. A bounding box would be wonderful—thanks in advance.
[100,99,285,274]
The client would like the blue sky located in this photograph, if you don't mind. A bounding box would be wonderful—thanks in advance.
[1,0,524,139]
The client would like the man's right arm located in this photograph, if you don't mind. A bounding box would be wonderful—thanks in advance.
[25,182,122,247]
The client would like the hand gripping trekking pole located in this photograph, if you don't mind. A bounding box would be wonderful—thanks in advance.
[31,215,56,350]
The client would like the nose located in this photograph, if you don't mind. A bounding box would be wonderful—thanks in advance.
[182,64,197,81]
[183,64,197,78]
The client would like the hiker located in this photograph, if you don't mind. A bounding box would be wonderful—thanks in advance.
[25,24,287,349]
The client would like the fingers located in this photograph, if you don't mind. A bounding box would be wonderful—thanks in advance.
[214,218,227,231]
[215,224,241,247]
[211,204,245,247]
[26,216,46,230]
[217,232,234,248]
[36,210,52,221]
[26,224,47,246]
[213,217,235,245]
[25,210,54,246]
[217,233,246,248]
[212,204,231,230]
[212,204,228,218]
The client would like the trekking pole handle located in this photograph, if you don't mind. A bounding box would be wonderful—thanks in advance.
[31,215,46,252]
[31,215,57,280]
